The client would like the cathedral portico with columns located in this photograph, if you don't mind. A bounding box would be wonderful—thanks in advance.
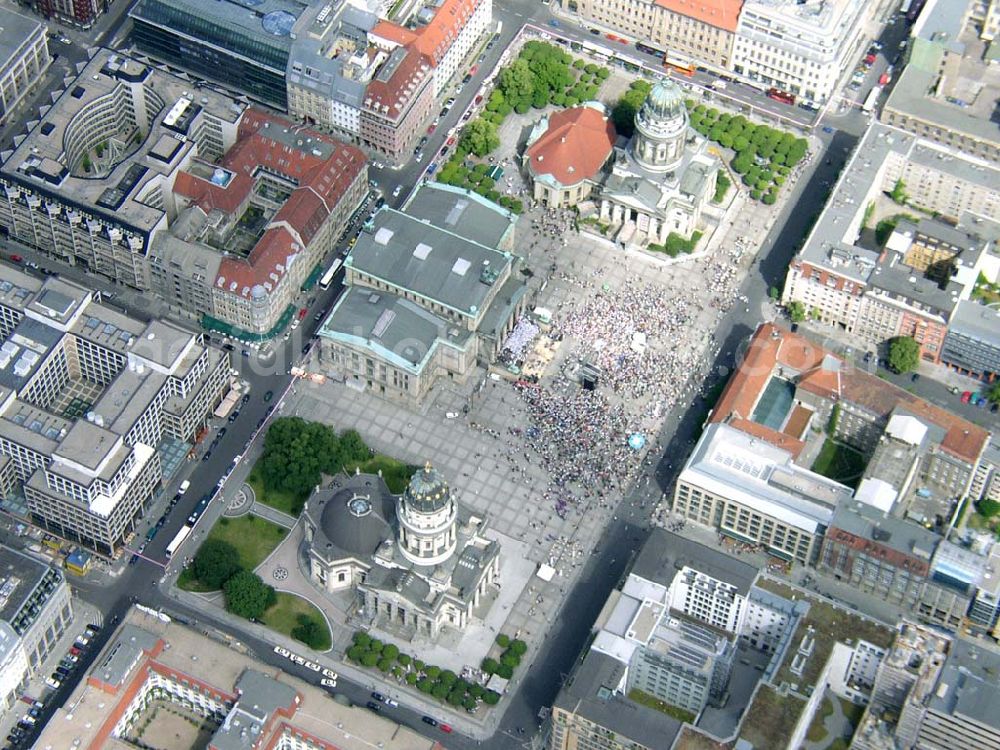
[301,463,500,640]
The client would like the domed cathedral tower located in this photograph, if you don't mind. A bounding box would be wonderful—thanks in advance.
[631,79,689,173]
[396,462,458,567]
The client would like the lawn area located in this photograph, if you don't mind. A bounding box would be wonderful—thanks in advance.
[840,698,865,729]
[207,515,287,571]
[739,684,805,749]
[811,439,867,488]
[628,688,696,724]
[177,567,215,592]
[807,695,834,742]
[345,454,417,494]
[248,467,308,516]
[755,577,894,689]
[262,592,332,651]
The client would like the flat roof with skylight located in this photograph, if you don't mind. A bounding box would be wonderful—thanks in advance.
[347,206,515,317]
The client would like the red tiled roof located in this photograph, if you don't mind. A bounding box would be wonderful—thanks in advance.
[710,323,826,425]
[363,47,431,120]
[371,20,417,47]
[728,417,806,459]
[173,108,366,300]
[372,0,480,65]
[373,0,480,65]
[653,0,743,33]
[525,107,617,187]
[713,323,990,466]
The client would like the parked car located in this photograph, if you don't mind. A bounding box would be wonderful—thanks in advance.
[961,390,973,403]
[421,716,438,727]
[263,390,274,402]
[365,701,381,712]
[392,185,403,198]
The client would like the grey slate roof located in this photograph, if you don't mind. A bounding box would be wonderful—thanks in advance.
[93,625,161,689]
[319,286,466,374]
[402,183,517,250]
[947,300,1000,346]
[211,669,299,750]
[307,473,395,560]
[928,638,1000,731]
[632,528,758,596]
[0,545,56,625]
[0,7,42,66]
[553,649,683,749]
[347,207,514,318]
[828,501,938,560]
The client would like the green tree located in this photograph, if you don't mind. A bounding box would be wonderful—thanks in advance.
[460,119,500,157]
[425,665,441,680]
[382,643,399,660]
[890,178,907,204]
[496,633,511,648]
[347,645,364,662]
[499,59,535,106]
[888,336,921,373]
[291,615,325,649]
[223,570,276,620]
[397,653,411,667]
[361,652,379,668]
[259,417,340,499]
[447,689,466,706]
[463,695,478,711]
[483,689,501,705]
[431,683,449,700]
[406,672,419,685]
[192,538,241,589]
[501,652,521,668]
[369,639,383,653]
[417,678,434,693]
[481,657,499,674]
[610,81,650,138]
[769,286,780,300]
[510,639,528,656]
[439,670,457,687]
[497,663,514,679]
[987,381,1000,406]
[353,631,371,648]
[788,301,807,322]
[378,657,393,672]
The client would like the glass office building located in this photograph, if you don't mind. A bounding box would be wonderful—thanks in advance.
[130,0,309,108]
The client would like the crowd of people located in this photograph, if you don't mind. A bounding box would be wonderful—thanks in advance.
[492,200,755,524]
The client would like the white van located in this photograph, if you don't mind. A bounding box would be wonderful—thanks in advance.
[178,480,190,495]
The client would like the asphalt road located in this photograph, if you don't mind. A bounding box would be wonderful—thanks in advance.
[0,5,929,750]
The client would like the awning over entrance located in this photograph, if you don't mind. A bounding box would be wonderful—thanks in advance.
[720,527,758,546]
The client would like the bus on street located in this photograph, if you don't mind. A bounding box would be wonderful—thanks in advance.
[665,54,695,76]
[318,258,343,290]
[766,88,796,105]
[862,85,882,114]
[165,525,192,558]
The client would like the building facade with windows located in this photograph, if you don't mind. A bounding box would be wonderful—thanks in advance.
[318,182,525,406]
[567,0,741,72]
[0,8,51,128]
[0,544,73,712]
[731,0,873,104]
[31,0,104,29]
[0,271,230,554]
[302,465,500,640]
[782,122,1000,351]
[673,423,848,565]
[941,300,1000,380]
[33,607,442,750]
[130,0,308,109]
[0,50,367,337]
